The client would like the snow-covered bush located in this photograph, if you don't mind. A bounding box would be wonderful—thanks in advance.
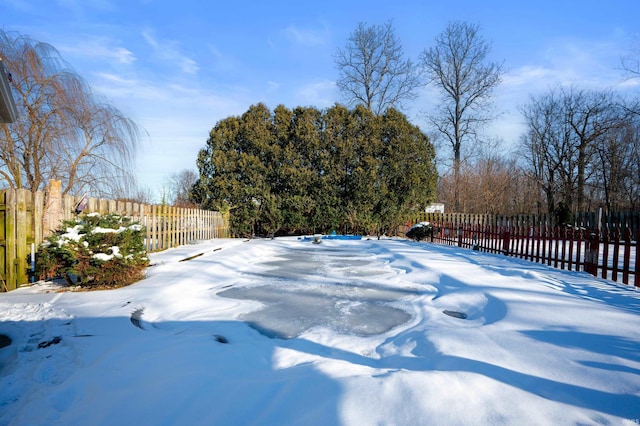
[36,213,149,288]
[406,222,433,241]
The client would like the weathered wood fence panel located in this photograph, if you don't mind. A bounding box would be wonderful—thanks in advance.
[1,181,229,291]
[0,189,43,291]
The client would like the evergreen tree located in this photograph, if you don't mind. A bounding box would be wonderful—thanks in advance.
[379,108,437,230]
[312,104,348,233]
[194,103,437,236]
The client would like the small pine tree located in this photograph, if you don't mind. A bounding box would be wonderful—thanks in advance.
[36,213,149,288]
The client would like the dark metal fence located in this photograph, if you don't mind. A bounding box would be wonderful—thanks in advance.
[401,211,639,288]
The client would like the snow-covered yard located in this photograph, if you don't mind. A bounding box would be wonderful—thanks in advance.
[1,237,639,425]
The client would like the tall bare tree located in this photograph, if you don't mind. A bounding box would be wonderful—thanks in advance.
[420,21,503,212]
[562,87,625,211]
[519,90,573,218]
[0,30,141,197]
[335,20,421,115]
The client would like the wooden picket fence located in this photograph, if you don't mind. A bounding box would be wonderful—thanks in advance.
[403,212,639,288]
[0,186,228,291]
[58,194,229,253]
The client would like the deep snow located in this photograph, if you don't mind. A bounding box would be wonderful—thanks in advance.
[1,237,639,425]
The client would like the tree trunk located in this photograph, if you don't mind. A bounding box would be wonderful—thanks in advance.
[453,147,461,212]
[577,143,586,212]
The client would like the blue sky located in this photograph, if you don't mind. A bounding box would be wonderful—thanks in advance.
[2,0,639,199]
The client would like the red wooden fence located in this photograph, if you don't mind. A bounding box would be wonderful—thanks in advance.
[429,222,638,287]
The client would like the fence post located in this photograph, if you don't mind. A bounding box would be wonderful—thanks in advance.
[15,190,28,287]
[457,225,463,247]
[4,189,17,290]
[622,228,631,285]
[42,179,63,238]
[584,230,599,276]
[502,229,510,255]
[633,229,640,287]
[595,207,603,234]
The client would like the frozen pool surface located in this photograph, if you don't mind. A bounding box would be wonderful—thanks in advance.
[218,242,416,339]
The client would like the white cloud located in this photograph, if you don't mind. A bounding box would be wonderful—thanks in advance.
[283,23,330,47]
[86,68,254,192]
[112,47,136,64]
[59,38,136,64]
[207,45,237,73]
[91,72,165,101]
[618,77,640,89]
[178,57,199,74]
[502,65,555,88]
[519,37,626,90]
[141,30,158,49]
[474,35,637,148]
[267,81,280,92]
[295,79,336,108]
[141,29,199,75]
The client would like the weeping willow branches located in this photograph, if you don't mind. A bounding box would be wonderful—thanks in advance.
[0,30,141,197]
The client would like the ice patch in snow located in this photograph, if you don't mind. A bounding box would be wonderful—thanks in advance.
[218,243,416,338]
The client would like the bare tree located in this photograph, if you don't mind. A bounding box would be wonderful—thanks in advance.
[420,21,503,212]
[562,87,626,211]
[627,121,640,210]
[111,183,155,204]
[335,20,421,115]
[0,30,141,197]
[621,40,640,118]
[436,141,533,215]
[470,154,520,214]
[520,87,630,216]
[592,120,640,211]
[167,169,199,207]
[520,89,579,218]
[621,35,640,79]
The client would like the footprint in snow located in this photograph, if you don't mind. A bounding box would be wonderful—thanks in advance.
[129,308,228,343]
[130,308,145,330]
[443,310,467,319]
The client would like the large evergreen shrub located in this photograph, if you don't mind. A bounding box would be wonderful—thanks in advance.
[193,104,438,237]
[37,213,149,288]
